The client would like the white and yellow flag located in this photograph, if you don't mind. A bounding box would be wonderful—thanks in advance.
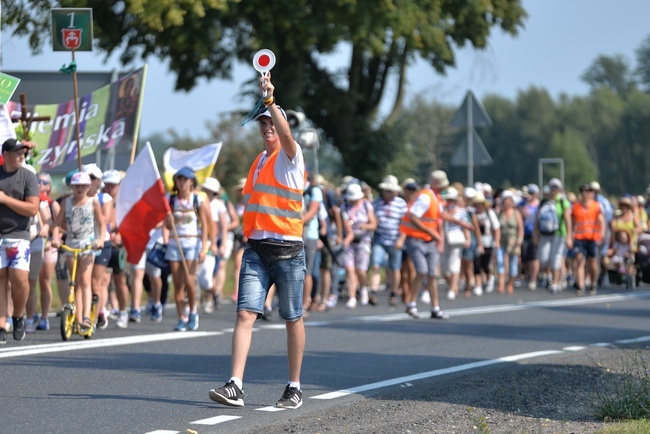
[162,142,222,191]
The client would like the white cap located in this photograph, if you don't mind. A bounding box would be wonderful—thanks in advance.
[549,178,563,189]
[102,169,122,185]
[441,187,459,200]
[464,187,477,199]
[83,163,103,180]
[70,172,91,185]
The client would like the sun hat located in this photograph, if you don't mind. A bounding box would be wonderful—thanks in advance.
[590,181,601,192]
[473,191,487,204]
[70,172,91,185]
[619,196,633,207]
[345,183,364,201]
[102,169,122,185]
[430,170,449,188]
[234,177,247,190]
[441,187,459,200]
[637,195,646,205]
[201,177,222,193]
[173,166,196,180]
[83,163,103,180]
[378,175,402,192]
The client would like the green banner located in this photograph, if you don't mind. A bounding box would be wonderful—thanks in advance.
[0,73,21,105]
[3,66,147,171]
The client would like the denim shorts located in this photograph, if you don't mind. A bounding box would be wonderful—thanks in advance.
[370,242,403,271]
[237,244,306,321]
[405,237,439,277]
[574,239,599,258]
[94,242,112,267]
[165,241,202,262]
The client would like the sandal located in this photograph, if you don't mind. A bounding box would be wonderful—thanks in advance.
[79,317,93,333]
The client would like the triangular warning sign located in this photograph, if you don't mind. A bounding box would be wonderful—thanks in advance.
[450,91,492,128]
[450,129,493,167]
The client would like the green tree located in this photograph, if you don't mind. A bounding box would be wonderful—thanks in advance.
[2,0,527,181]
[635,33,650,91]
[547,127,597,193]
[581,54,637,97]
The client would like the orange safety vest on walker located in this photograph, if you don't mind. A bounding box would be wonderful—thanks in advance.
[572,200,602,242]
[242,147,304,238]
[399,189,440,241]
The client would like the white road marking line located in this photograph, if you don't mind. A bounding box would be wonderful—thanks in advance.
[191,415,242,425]
[0,331,222,359]
[614,335,650,344]
[145,430,179,434]
[590,343,615,347]
[311,350,563,400]
[563,346,587,351]
[256,406,285,412]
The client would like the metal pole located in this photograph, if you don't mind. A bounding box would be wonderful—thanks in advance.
[467,92,474,186]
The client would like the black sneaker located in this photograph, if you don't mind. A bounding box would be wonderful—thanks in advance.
[0,328,6,344]
[368,291,378,306]
[276,385,303,409]
[431,309,449,320]
[209,381,244,407]
[97,311,108,330]
[13,316,26,341]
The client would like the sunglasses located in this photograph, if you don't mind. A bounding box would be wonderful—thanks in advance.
[89,175,98,181]
[38,180,50,185]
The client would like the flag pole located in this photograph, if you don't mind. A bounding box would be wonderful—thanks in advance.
[167,213,192,283]
[71,49,83,171]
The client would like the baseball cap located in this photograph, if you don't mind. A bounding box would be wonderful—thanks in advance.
[579,183,593,192]
[173,166,196,180]
[254,105,288,122]
[2,138,29,153]
[83,163,103,180]
[548,178,563,189]
[464,187,477,199]
[441,187,458,200]
[70,172,91,185]
[527,184,540,194]
[102,170,122,185]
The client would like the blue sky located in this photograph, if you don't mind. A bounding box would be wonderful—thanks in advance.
[2,0,650,138]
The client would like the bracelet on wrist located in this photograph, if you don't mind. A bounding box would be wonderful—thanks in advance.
[263,96,275,106]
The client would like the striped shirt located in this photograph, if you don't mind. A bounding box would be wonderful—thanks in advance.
[372,195,408,245]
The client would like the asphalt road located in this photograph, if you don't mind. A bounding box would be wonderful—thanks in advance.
[2,284,649,433]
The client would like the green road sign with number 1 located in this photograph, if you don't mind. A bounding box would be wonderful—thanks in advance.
[0,73,21,105]
[51,8,93,52]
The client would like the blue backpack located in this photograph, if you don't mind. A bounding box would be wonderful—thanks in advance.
[537,200,559,235]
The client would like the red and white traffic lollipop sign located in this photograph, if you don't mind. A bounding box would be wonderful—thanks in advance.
[253,49,276,74]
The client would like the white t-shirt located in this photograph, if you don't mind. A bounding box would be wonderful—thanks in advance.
[210,198,227,223]
[249,144,305,241]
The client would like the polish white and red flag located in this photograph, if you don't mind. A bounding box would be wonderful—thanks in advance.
[116,142,170,264]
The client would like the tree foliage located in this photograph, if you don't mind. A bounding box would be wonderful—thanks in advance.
[1,0,527,184]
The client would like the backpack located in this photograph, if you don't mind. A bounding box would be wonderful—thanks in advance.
[537,200,560,235]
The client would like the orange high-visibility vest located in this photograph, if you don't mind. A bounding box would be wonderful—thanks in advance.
[572,200,602,241]
[242,147,304,238]
[399,189,440,241]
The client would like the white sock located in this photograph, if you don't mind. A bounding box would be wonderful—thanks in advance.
[288,381,301,391]
[230,377,243,390]
[432,306,441,312]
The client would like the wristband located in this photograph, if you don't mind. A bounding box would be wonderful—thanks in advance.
[263,96,275,106]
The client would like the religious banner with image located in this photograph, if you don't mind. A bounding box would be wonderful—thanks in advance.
[3,65,147,171]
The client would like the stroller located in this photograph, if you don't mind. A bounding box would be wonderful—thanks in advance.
[605,229,636,290]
